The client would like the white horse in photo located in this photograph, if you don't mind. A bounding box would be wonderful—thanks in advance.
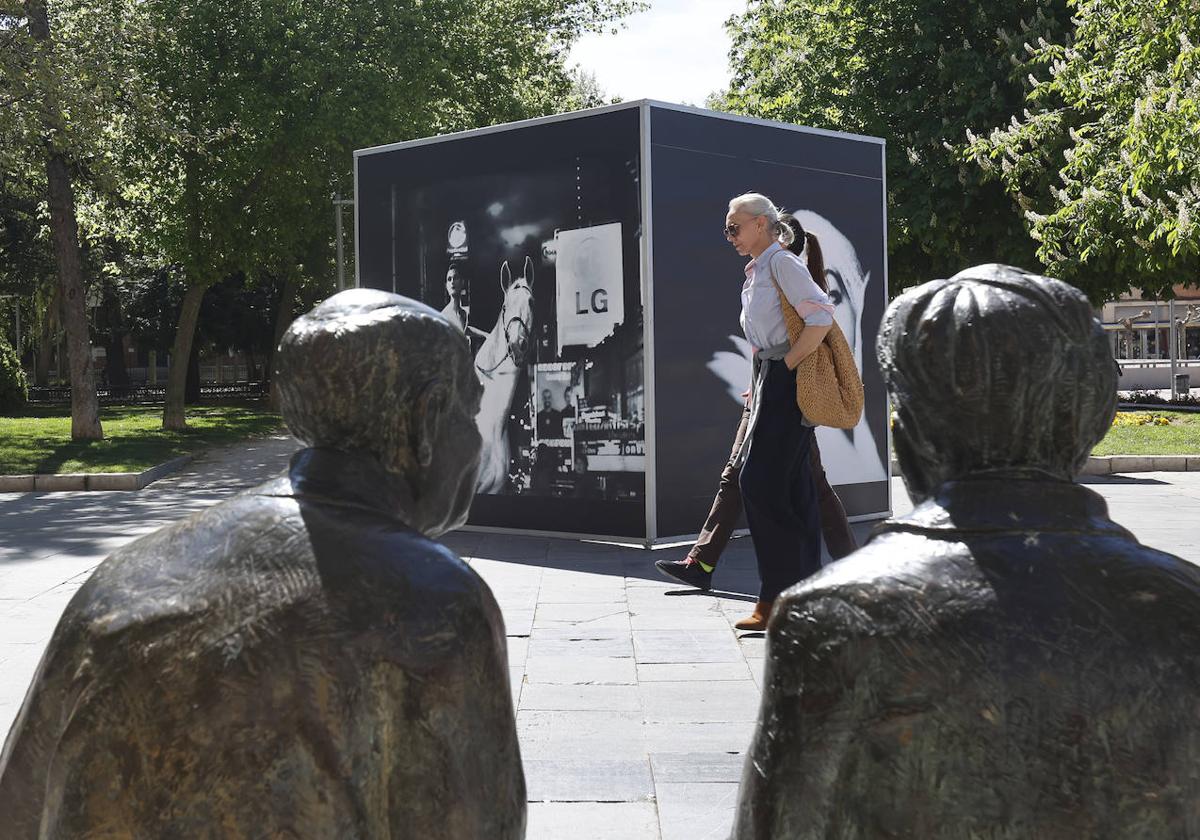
[473,256,534,494]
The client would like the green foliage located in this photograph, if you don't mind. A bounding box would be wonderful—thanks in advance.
[2,0,637,295]
[0,0,637,424]
[563,68,618,111]
[0,403,280,472]
[0,160,54,300]
[99,0,639,295]
[0,335,29,413]
[716,0,1071,292]
[964,0,1200,300]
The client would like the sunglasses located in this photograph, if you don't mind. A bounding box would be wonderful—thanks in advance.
[724,214,764,239]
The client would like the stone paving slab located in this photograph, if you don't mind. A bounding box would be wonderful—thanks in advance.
[2,434,1199,840]
[637,662,754,682]
[639,680,761,723]
[654,782,741,840]
[520,683,641,712]
[650,752,745,784]
[525,757,654,802]
[643,720,759,755]
[527,802,661,839]
[517,710,647,760]
[523,655,639,686]
[633,629,746,664]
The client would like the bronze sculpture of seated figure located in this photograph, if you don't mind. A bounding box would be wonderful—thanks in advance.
[735,264,1200,839]
[0,290,525,839]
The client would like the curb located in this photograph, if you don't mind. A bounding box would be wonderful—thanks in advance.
[891,456,1200,476]
[0,455,194,493]
[1119,402,1200,413]
[1079,455,1200,475]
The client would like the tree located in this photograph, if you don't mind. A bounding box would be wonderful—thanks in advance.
[562,68,616,110]
[7,0,104,436]
[0,161,55,377]
[717,0,1071,292]
[108,0,638,429]
[964,0,1200,300]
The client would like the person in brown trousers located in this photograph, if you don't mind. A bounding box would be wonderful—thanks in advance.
[655,213,858,597]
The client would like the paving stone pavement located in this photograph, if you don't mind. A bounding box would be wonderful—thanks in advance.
[1,434,1198,839]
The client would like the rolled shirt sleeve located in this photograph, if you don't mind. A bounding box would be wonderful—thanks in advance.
[773,251,834,327]
[740,243,836,351]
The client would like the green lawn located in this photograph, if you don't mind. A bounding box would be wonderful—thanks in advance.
[1092,411,1200,456]
[0,405,283,475]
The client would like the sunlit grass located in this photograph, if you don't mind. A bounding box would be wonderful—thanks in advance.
[1092,411,1200,456]
[0,404,283,474]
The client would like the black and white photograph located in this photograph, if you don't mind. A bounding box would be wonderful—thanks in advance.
[355,109,647,536]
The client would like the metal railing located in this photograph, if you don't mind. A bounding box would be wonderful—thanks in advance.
[28,382,269,405]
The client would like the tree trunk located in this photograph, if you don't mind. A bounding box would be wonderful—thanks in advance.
[185,341,201,405]
[46,156,101,439]
[26,0,102,439]
[163,283,207,429]
[268,274,298,409]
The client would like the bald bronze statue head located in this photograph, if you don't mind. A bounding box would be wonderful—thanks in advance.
[879,264,1117,501]
[277,290,483,536]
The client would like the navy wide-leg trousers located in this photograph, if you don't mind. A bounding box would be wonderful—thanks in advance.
[738,358,823,603]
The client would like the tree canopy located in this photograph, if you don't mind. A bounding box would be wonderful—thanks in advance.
[1,0,636,426]
[965,0,1200,300]
[718,0,1072,293]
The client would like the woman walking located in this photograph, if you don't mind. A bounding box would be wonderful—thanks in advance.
[654,211,857,595]
[722,193,833,631]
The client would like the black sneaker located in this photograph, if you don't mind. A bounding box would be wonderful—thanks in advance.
[654,557,713,591]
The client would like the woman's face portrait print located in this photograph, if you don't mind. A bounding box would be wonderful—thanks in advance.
[793,210,869,370]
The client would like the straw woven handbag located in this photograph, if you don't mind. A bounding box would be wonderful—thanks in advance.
[767,263,864,429]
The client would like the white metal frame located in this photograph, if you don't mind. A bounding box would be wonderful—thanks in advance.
[639,102,659,546]
[352,100,885,161]
[353,160,361,288]
[879,142,894,521]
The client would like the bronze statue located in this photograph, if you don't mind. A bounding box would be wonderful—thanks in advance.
[735,264,1200,839]
[0,290,525,839]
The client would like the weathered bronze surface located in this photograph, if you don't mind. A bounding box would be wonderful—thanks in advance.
[735,264,1200,839]
[0,290,525,839]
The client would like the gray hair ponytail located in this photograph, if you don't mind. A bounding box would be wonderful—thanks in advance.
[728,192,795,246]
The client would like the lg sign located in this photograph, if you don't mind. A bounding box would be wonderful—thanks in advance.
[577,288,609,314]
[556,223,625,349]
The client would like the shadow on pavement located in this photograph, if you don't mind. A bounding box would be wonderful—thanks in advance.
[1079,475,1171,486]
[0,435,297,566]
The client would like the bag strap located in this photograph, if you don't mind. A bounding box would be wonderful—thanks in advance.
[766,251,806,344]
